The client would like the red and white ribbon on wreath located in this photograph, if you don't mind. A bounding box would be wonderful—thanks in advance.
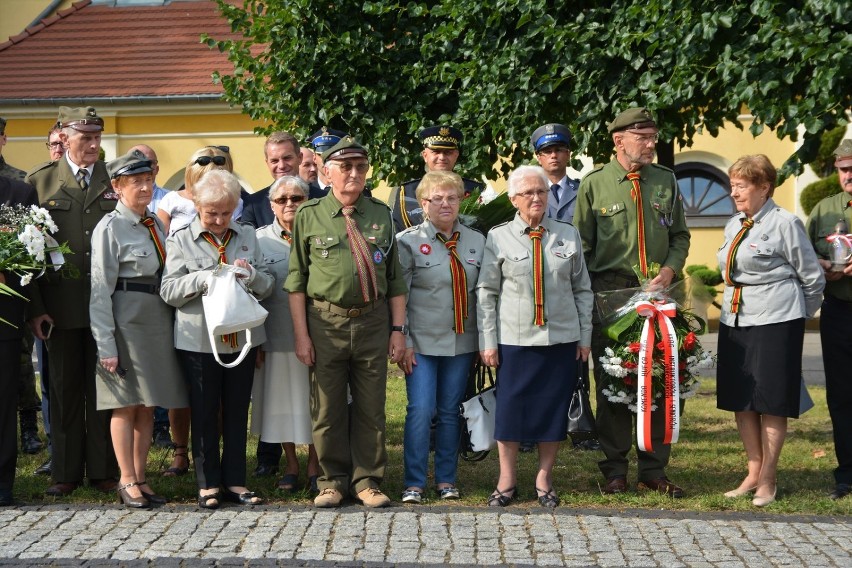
[635,300,680,452]
[826,232,852,249]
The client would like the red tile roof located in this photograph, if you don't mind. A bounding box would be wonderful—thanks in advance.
[0,0,244,102]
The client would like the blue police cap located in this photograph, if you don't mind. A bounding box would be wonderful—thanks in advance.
[419,125,462,150]
[531,123,572,153]
[308,127,348,153]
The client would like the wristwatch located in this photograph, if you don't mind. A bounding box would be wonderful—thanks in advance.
[391,325,409,335]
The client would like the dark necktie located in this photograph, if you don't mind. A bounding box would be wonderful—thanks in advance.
[436,231,468,334]
[140,217,165,269]
[527,226,546,326]
[724,218,755,314]
[342,206,378,303]
[77,169,89,191]
[626,172,648,278]
[550,183,560,203]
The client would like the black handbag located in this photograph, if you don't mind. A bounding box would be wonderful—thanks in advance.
[459,359,495,462]
[567,361,597,440]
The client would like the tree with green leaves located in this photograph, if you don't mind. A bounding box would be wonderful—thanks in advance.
[207,0,851,185]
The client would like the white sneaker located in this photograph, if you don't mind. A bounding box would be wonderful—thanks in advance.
[401,489,423,504]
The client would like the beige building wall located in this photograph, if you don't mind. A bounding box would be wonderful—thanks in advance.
[1,0,74,40]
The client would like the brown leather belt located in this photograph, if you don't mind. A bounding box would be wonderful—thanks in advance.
[309,298,381,318]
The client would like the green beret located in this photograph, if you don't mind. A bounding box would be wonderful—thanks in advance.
[321,136,368,162]
[107,149,152,178]
[58,106,104,133]
[834,139,852,168]
[608,107,657,133]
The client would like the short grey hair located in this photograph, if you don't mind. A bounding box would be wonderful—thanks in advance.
[507,165,549,197]
[268,175,309,202]
[193,169,241,208]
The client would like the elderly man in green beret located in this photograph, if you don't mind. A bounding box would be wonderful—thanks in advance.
[806,138,852,501]
[573,107,691,498]
[26,106,119,497]
[285,137,408,508]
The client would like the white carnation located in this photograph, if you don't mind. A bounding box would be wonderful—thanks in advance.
[20,273,32,286]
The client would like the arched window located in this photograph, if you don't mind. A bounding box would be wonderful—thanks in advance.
[674,162,733,227]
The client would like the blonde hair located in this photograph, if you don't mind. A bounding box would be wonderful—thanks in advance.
[416,170,464,202]
[184,146,233,193]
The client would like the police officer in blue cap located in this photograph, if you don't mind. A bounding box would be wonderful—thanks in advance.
[531,123,580,221]
[308,127,347,197]
[390,125,483,233]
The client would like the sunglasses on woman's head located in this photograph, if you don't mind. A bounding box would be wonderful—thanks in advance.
[206,145,230,153]
[195,155,227,166]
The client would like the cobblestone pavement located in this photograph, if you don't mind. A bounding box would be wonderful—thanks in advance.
[0,504,849,567]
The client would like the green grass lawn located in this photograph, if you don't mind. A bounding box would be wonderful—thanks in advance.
[12,371,852,516]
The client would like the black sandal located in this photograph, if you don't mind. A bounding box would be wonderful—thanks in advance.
[197,490,220,510]
[487,486,516,507]
[536,486,560,508]
[161,445,189,477]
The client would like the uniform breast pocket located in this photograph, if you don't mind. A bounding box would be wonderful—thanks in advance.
[186,257,218,272]
[504,250,531,277]
[548,245,576,270]
[413,253,443,269]
[43,198,72,213]
[129,247,154,272]
[311,235,341,261]
[263,253,288,266]
[598,201,628,233]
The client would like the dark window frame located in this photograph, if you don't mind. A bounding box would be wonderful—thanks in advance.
[674,162,733,228]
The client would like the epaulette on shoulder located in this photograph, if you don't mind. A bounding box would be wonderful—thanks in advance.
[551,217,574,226]
[401,179,421,190]
[300,198,322,208]
[490,220,511,230]
[584,165,605,177]
[648,163,674,174]
[396,225,419,238]
[172,223,191,236]
[367,195,392,210]
[27,160,56,177]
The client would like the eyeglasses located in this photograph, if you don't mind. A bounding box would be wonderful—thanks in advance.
[195,155,227,166]
[206,145,230,153]
[424,196,460,205]
[331,162,370,174]
[630,133,659,144]
[515,189,548,199]
[46,141,63,149]
[272,195,306,205]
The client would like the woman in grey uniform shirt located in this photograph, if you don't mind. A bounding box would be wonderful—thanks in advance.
[716,155,824,507]
[90,150,189,509]
[477,165,593,508]
[160,169,274,509]
[396,171,485,503]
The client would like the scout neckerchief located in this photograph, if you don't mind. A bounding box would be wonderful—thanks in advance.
[201,229,238,346]
[140,216,165,269]
[527,226,546,326]
[723,217,754,315]
[280,228,292,245]
[342,205,378,303]
[626,172,648,278]
[436,230,468,334]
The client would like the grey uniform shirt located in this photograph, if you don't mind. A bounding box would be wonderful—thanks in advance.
[160,217,274,353]
[397,220,485,356]
[90,202,165,359]
[476,213,594,350]
[717,198,825,327]
[256,219,296,353]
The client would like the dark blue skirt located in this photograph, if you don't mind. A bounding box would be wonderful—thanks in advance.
[495,342,578,442]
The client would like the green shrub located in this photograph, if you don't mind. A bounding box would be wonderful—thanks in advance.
[801,173,841,215]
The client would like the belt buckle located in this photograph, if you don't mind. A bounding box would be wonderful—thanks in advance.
[346,307,362,317]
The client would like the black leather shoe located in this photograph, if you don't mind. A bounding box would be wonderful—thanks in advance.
[829,483,851,500]
[45,482,79,497]
[21,430,44,454]
[573,438,602,451]
[34,459,51,476]
[253,463,278,477]
[117,482,150,509]
[222,487,262,505]
[638,476,685,498]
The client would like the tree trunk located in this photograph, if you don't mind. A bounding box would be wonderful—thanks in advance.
[657,139,675,170]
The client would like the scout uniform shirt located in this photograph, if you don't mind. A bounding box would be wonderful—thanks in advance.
[573,159,690,277]
[25,156,116,328]
[396,220,484,356]
[806,191,852,302]
[717,198,824,327]
[285,192,407,305]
